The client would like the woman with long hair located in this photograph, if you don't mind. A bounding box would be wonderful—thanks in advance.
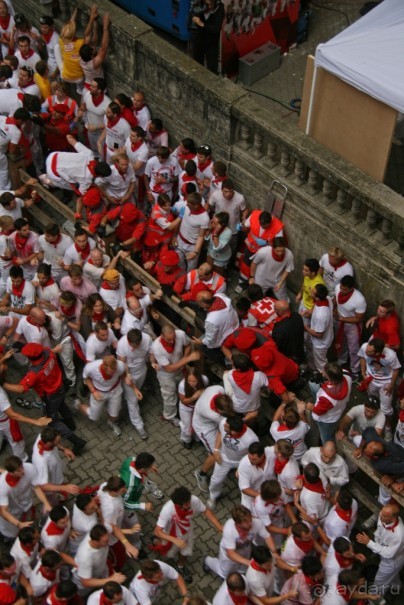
[178,367,209,449]
[80,292,118,340]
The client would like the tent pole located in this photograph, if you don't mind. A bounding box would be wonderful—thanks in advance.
[306,63,318,135]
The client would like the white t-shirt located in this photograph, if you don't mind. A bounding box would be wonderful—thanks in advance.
[83,359,125,392]
[0,197,24,220]
[209,189,246,234]
[145,155,181,197]
[38,233,73,280]
[335,284,366,317]
[130,560,178,605]
[10,537,38,579]
[85,329,117,361]
[238,446,276,509]
[83,254,110,288]
[151,329,190,377]
[225,369,267,413]
[156,495,206,538]
[73,535,109,590]
[219,517,269,563]
[270,421,310,460]
[29,559,59,597]
[97,483,124,546]
[6,277,35,311]
[41,509,70,551]
[0,116,21,152]
[63,238,96,266]
[281,534,313,567]
[116,333,152,376]
[300,485,329,524]
[278,458,300,503]
[95,164,136,200]
[104,115,131,151]
[251,246,294,299]
[15,316,51,347]
[178,205,210,244]
[319,254,354,297]
[251,493,288,530]
[99,274,127,310]
[0,384,11,422]
[88,586,137,605]
[219,418,257,463]
[32,435,64,486]
[14,50,41,71]
[124,138,149,176]
[192,385,225,437]
[323,501,358,542]
[246,561,275,598]
[70,504,98,554]
[82,91,112,130]
[310,298,334,348]
[346,404,386,435]
[358,342,401,383]
[301,448,349,487]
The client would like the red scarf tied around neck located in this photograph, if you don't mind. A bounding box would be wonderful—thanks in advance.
[11,279,25,298]
[46,520,65,536]
[302,477,325,495]
[335,552,353,569]
[232,369,254,394]
[294,536,314,553]
[274,458,288,476]
[74,241,90,260]
[39,565,57,581]
[335,506,352,523]
[152,503,193,555]
[160,337,175,353]
[208,296,227,313]
[272,248,285,262]
[15,233,29,250]
[37,439,55,455]
[228,591,248,605]
[5,473,20,487]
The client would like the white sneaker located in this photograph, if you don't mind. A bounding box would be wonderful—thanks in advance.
[107,421,122,437]
[206,497,216,510]
[144,479,164,499]
[194,469,209,492]
[138,429,148,440]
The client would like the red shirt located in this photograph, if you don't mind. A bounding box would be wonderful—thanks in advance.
[45,117,71,151]
[373,311,400,349]
[20,349,63,396]
[251,339,299,395]
[107,205,146,244]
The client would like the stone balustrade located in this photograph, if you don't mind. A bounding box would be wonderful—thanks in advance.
[13,0,404,322]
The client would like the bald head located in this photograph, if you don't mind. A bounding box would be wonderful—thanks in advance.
[321,441,336,463]
[161,325,175,338]
[198,263,213,279]
[196,290,213,309]
[274,300,289,316]
[30,307,46,325]
[90,248,104,266]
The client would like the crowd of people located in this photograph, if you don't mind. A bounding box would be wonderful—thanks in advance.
[0,2,402,605]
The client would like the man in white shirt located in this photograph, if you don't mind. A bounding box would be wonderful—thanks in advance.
[129,559,188,605]
[223,352,268,418]
[249,237,294,300]
[95,154,136,206]
[85,322,117,362]
[212,572,252,605]
[154,485,222,584]
[98,102,131,163]
[83,248,111,288]
[98,269,127,317]
[175,191,209,271]
[334,275,366,378]
[270,402,310,462]
[88,582,137,605]
[209,178,248,254]
[238,442,276,510]
[79,78,111,156]
[357,504,404,595]
[305,284,334,372]
[207,416,257,510]
[10,526,40,580]
[193,290,239,361]
[0,455,50,539]
[41,505,71,553]
[1,265,35,318]
[358,338,401,436]
[0,113,21,189]
[73,524,126,595]
[117,329,152,440]
[30,549,61,598]
[151,326,199,425]
[144,145,181,204]
[14,36,41,71]
[336,397,386,448]
[319,246,354,298]
[322,490,358,545]
[37,223,73,284]
[132,91,151,131]
[69,494,101,556]
[301,442,349,492]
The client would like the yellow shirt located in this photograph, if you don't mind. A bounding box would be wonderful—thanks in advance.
[59,38,84,81]
[302,274,325,310]
[34,73,51,101]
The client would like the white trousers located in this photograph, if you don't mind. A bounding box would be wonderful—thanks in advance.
[58,339,76,385]
[179,402,194,443]
[88,383,123,421]
[0,419,28,461]
[204,555,246,579]
[374,553,404,594]
[368,380,393,416]
[123,368,147,432]
[156,371,181,420]
[176,239,199,271]
[0,153,11,189]
[209,458,237,500]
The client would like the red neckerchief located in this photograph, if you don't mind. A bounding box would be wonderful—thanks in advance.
[37,439,55,455]
[11,279,25,297]
[41,278,55,287]
[303,477,325,495]
[19,80,35,90]
[315,299,329,307]
[228,591,248,605]
[336,583,350,602]
[5,117,17,125]
[27,316,42,331]
[321,377,349,400]
[179,151,195,162]
[304,574,319,588]
[197,158,211,171]
[138,574,159,584]
[15,232,29,250]
[294,536,314,553]
[74,241,90,260]
[210,394,220,412]
[46,521,65,536]
[91,93,104,107]
[39,565,57,581]
[208,296,227,312]
[189,205,206,216]
[173,504,193,534]
[399,410,404,422]
[100,364,114,381]
[229,425,248,439]
[160,337,175,353]
[131,139,143,152]
[41,28,54,44]
[20,48,35,59]
[88,160,97,176]
[274,458,288,475]
[20,541,34,556]
[50,234,62,247]
[232,369,254,394]
[272,248,285,261]
[5,473,20,487]
[149,128,164,140]
[92,311,105,322]
[335,505,352,523]
[48,586,72,605]
[382,519,399,532]
[99,593,111,605]
[329,257,347,270]
[235,523,250,540]
[101,281,116,290]
[250,559,268,574]
[212,176,226,187]
[60,303,76,317]
[107,115,120,129]
[0,15,11,29]
[276,423,291,431]
[335,552,353,569]
[337,288,354,305]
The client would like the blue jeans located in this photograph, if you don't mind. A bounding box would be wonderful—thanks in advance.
[316,420,338,444]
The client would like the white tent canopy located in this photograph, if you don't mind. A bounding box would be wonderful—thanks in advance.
[315,0,404,113]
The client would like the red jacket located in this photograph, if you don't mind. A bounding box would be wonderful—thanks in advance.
[251,339,298,396]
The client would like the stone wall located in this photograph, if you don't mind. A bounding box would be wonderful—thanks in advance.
[15,0,404,323]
